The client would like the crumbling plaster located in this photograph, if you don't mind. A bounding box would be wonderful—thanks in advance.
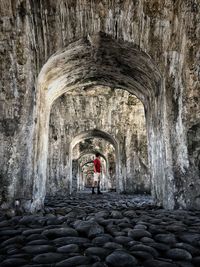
[0,0,199,211]
[47,89,149,196]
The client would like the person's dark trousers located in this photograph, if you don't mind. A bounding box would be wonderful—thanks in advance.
[92,187,96,194]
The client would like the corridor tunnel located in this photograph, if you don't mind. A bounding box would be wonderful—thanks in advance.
[1,2,200,266]
[33,33,167,211]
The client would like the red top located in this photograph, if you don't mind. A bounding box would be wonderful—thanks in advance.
[94,158,101,173]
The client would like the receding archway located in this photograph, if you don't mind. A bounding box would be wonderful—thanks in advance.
[78,150,108,164]
[78,153,108,191]
[74,142,115,192]
[32,32,168,212]
[69,129,120,193]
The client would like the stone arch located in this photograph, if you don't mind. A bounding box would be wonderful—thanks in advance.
[82,160,95,166]
[69,129,120,193]
[77,150,110,192]
[81,161,94,190]
[78,150,108,165]
[32,32,167,211]
[70,129,119,152]
[80,157,109,191]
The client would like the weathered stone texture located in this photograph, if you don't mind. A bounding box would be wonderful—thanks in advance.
[0,0,199,211]
[47,90,149,195]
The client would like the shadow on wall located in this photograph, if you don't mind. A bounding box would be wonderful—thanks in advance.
[186,123,200,209]
[124,169,151,195]
[187,123,200,175]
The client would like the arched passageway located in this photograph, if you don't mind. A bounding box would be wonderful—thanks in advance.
[77,151,109,192]
[46,87,148,198]
[78,150,108,164]
[47,86,148,197]
[69,130,120,194]
[1,2,199,265]
[72,142,114,191]
[79,156,108,191]
[33,32,167,212]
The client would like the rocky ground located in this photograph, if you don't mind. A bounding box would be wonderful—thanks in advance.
[0,192,200,267]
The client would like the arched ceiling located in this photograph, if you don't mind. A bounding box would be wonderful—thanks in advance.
[70,129,118,154]
[78,150,107,163]
[38,32,162,108]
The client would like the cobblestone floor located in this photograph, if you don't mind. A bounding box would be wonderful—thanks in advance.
[0,192,200,266]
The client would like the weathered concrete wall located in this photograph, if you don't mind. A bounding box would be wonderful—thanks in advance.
[0,0,199,211]
[47,89,149,196]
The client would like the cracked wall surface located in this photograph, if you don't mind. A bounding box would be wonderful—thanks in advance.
[0,0,199,211]
[47,88,149,196]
